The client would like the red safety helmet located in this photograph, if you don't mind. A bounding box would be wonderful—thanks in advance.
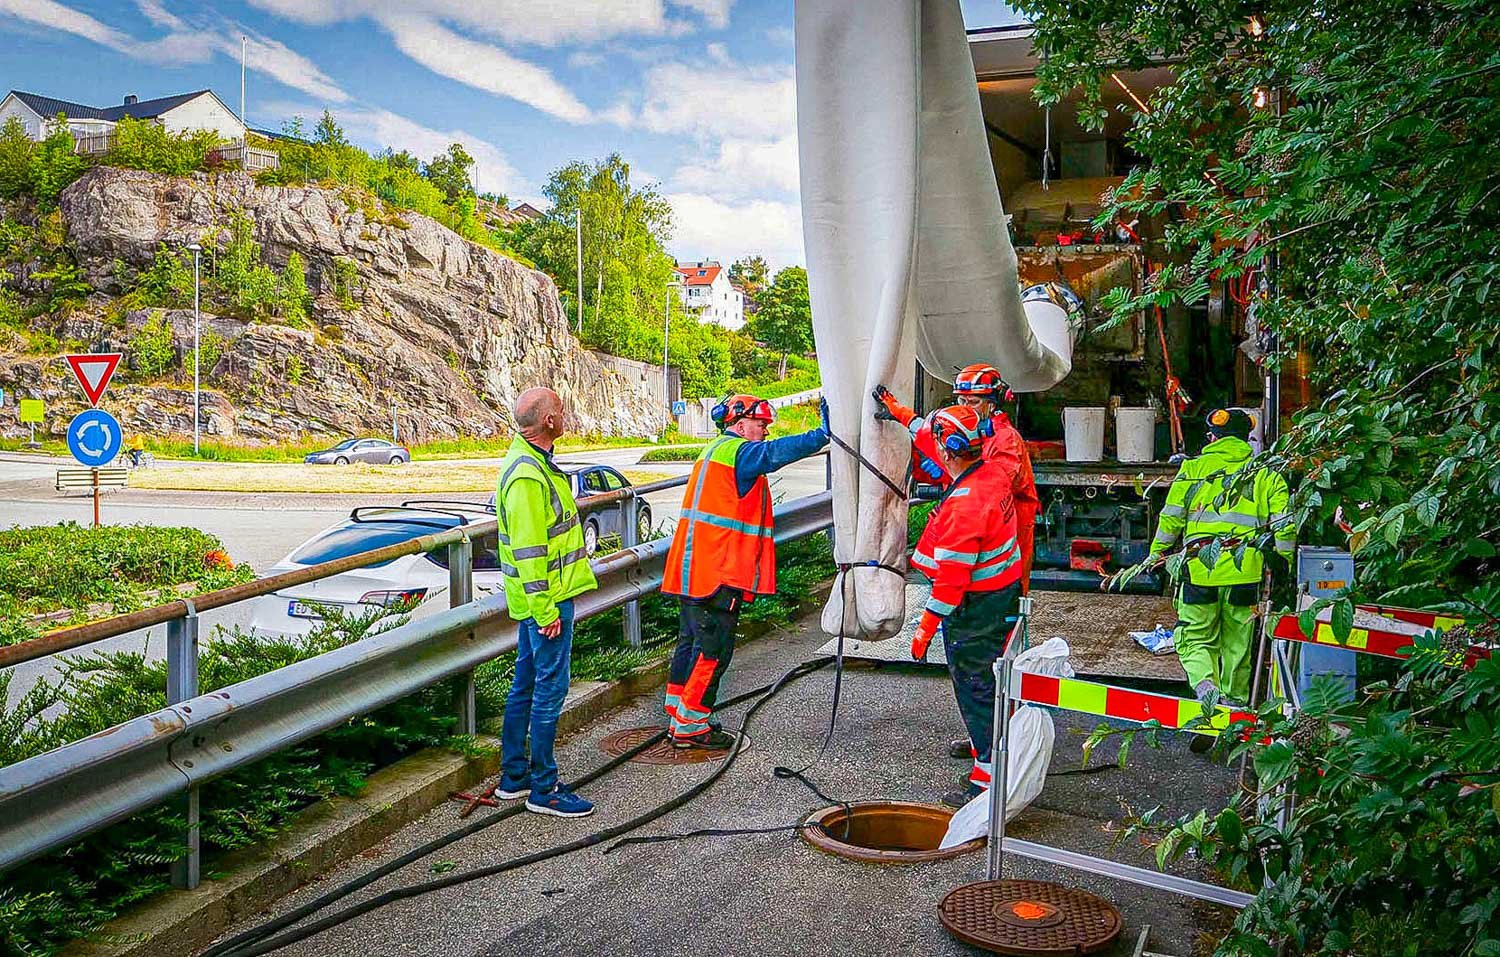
[713,393,775,428]
[928,405,985,456]
[953,363,1014,402]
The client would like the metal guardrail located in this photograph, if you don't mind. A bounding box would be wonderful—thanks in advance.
[0,490,833,882]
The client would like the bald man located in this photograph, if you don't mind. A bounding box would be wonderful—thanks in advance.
[491,387,599,818]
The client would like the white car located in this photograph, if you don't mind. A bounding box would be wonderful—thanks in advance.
[247,503,504,639]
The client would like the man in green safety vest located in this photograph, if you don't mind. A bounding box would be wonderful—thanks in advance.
[1149,408,1295,707]
[491,387,598,818]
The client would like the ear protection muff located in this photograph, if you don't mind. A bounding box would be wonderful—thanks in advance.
[977,417,995,439]
[1208,409,1231,428]
[942,432,971,453]
[710,392,734,427]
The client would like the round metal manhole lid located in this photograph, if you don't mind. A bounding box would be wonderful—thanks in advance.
[938,880,1122,956]
[799,802,984,864]
[598,726,733,765]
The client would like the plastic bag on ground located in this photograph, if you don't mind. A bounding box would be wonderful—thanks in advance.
[939,638,1072,849]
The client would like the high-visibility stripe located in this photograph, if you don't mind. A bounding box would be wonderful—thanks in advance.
[1270,604,1472,661]
[970,761,992,786]
[521,580,548,595]
[511,544,549,560]
[1153,528,1179,546]
[970,554,1020,581]
[548,514,579,537]
[926,597,957,615]
[932,546,978,563]
[1160,504,1185,518]
[1012,672,1253,737]
[679,508,767,536]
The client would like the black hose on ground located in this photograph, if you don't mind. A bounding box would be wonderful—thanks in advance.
[206,655,834,957]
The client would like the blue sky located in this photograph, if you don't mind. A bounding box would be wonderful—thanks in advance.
[0,1,1022,270]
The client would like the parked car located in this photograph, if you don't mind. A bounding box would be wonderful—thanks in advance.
[247,502,500,639]
[304,438,411,465]
[488,463,654,557]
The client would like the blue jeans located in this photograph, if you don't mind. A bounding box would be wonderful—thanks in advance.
[500,599,574,793]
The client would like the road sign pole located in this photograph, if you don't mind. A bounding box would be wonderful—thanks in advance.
[92,468,100,527]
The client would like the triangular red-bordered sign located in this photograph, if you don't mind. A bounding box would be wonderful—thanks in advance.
[66,353,122,407]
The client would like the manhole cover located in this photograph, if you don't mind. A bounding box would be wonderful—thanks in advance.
[938,879,1121,955]
[598,726,734,765]
[800,802,984,864]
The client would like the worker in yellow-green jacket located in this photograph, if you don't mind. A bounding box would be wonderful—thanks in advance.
[492,387,598,818]
[1149,409,1295,706]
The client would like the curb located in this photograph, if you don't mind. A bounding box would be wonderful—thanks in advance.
[63,579,833,957]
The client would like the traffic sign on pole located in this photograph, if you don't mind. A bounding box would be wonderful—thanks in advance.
[65,353,122,407]
[19,398,43,423]
[67,408,123,467]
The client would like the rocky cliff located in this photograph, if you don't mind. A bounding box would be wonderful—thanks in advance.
[0,167,665,443]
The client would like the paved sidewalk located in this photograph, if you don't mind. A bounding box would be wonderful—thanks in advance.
[207,609,1240,957]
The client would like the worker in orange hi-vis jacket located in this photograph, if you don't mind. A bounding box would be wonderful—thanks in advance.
[872,363,1039,595]
[905,405,1024,809]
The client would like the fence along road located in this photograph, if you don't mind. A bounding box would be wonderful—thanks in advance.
[0,487,833,887]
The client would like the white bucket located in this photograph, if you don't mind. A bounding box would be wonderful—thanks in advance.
[1115,407,1157,462]
[1062,407,1106,462]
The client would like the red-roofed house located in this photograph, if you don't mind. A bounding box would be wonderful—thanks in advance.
[674,260,745,331]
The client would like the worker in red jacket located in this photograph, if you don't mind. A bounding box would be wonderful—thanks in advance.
[873,363,1039,593]
[907,405,1024,807]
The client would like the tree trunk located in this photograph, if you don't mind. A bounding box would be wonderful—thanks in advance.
[778,352,788,379]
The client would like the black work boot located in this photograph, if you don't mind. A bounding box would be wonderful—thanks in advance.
[947,737,974,760]
[942,776,983,808]
[672,727,736,751]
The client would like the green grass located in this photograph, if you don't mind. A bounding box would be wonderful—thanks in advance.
[0,524,253,646]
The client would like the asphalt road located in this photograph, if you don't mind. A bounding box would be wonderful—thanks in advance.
[0,450,830,704]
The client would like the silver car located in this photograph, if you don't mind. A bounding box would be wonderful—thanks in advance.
[304,438,411,465]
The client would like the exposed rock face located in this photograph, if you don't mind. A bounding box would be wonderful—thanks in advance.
[0,167,664,443]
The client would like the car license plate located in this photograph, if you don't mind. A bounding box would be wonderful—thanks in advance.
[288,600,329,619]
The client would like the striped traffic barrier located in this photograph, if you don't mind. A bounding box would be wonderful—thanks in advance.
[1270,603,1469,661]
[1007,670,1254,737]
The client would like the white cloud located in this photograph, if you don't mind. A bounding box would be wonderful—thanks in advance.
[377,14,592,123]
[248,0,676,47]
[0,0,348,103]
[0,0,134,51]
[666,192,804,270]
[673,135,798,197]
[670,0,733,29]
[568,50,604,69]
[637,52,795,142]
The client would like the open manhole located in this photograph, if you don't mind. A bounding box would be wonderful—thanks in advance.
[799,801,984,864]
[938,879,1122,955]
[598,725,734,765]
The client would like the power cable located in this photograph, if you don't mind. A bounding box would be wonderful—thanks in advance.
[208,657,833,957]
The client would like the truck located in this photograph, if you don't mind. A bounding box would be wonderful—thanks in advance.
[909,24,1311,593]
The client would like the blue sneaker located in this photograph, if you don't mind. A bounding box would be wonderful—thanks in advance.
[491,776,528,800]
[525,786,594,818]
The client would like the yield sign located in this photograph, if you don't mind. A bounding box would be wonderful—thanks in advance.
[66,353,123,407]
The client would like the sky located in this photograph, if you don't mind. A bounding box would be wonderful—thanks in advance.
[0,1,1023,272]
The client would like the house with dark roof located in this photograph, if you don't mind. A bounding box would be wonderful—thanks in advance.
[0,89,245,145]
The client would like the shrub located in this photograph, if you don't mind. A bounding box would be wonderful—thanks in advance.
[103,117,220,177]
[0,287,21,328]
[331,256,358,310]
[188,330,225,380]
[275,251,311,326]
[211,211,278,320]
[286,353,305,385]
[132,243,195,307]
[128,309,176,381]
[26,261,90,313]
[18,118,88,204]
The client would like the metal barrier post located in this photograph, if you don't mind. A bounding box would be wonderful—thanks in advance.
[621,493,643,648]
[448,537,476,735]
[985,595,1030,880]
[166,601,200,889]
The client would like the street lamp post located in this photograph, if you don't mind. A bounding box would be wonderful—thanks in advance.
[664,281,682,411]
[187,243,202,455]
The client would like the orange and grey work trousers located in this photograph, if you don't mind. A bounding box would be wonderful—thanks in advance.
[664,587,745,738]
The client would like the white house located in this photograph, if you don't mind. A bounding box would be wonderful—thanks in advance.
[0,89,245,143]
[674,260,745,331]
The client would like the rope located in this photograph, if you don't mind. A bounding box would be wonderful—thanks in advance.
[825,426,908,500]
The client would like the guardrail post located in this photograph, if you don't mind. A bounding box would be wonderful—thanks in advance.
[448,536,476,735]
[166,600,200,890]
[621,493,643,649]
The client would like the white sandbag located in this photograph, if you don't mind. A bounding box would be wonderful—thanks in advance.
[939,638,1074,849]
[796,0,1074,640]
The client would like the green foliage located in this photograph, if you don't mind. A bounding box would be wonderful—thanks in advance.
[276,251,311,326]
[0,522,250,626]
[102,117,220,176]
[1120,588,1500,956]
[0,117,34,200]
[422,142,476,203]
[331,255,358,310]
[286,353,305,385]
[127,309,176,380]
[1020,0,1499,604]
[0,606,452,956]
[0,286,22,327]
[728,254,768,301]
[27,261,90,313]
[132,243,194,307]
[747,266,813,377]
[512,153,732,397]
[0,116,89,204]
[189,330,224,380]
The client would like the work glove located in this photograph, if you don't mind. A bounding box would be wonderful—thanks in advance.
[911,610,943,662]
[819,396,830,435]
[872,385,916,426]
[872,385,898,422]
[916,455,946,482]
